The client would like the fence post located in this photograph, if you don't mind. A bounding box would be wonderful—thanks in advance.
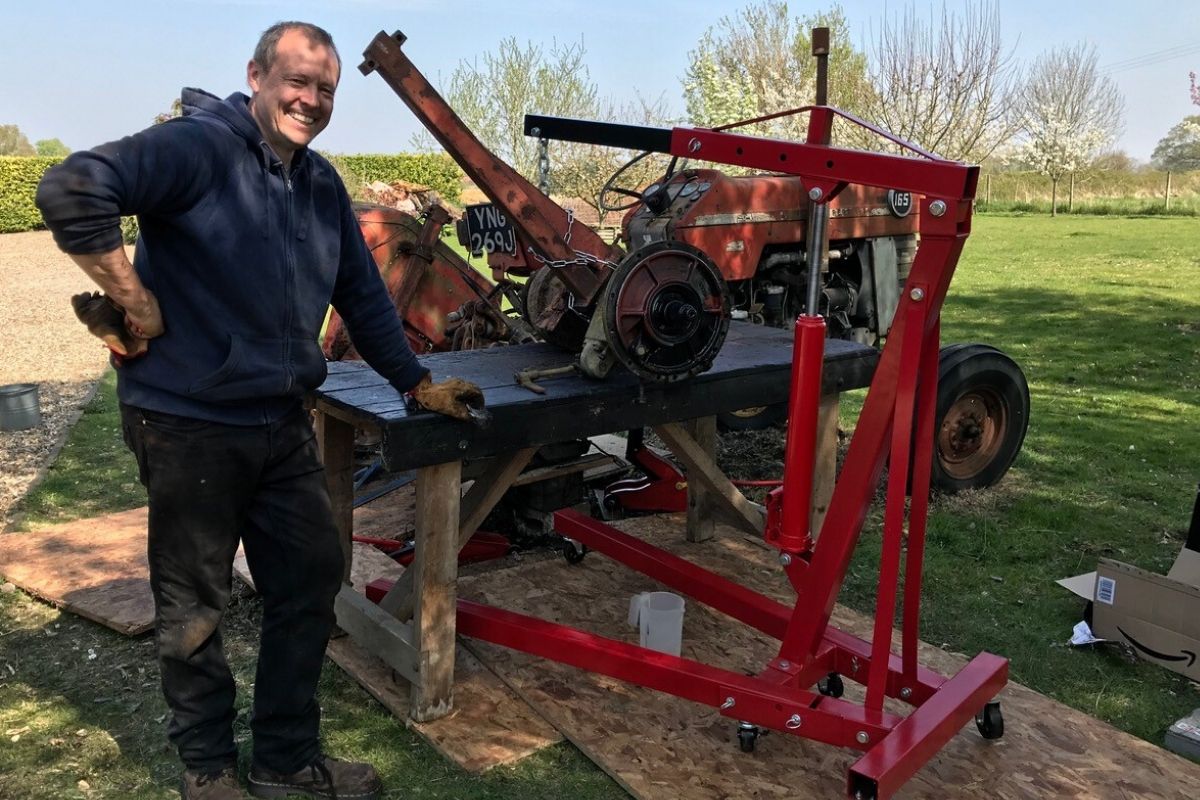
[1165,171,1172,211]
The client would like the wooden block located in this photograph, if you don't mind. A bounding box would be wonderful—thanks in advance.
[410,460,461,722]
[654,421,764,537]
[380,448,535,621]
[681,416,717,542]
[811,392,839,538]
[326,635,562,773]
[0,507,153,635]
[459,514,1200,800]
[334,586,418,684]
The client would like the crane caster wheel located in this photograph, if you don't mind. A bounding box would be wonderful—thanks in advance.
[562,538,588,565]
[975,702,1004,740]
[817,672,845,698]
[736,722,760,753]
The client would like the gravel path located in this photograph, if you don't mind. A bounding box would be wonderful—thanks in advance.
[0,231,115,529]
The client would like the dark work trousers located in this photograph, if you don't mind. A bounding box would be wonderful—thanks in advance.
[120,404,344,775]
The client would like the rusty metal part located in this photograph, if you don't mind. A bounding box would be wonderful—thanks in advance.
[522,266,590,350]
[514,364,579,395]
[936,387,1007,481]
[359,30,620,309]
[446,297,535,351]
[325,204,497,361]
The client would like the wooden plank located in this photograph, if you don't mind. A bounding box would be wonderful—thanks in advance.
[316,325,879,472]
[410,460,461,722]
[811,392,840,538]
[333,586,418,684]
[653,421,765,536]
[0,507,153,635]
[326,635,562,772]
[681,416,717,543]
[510,452,617,487]
[460,514,1200,800]
[315,411,357,583]
[379,448,537,620]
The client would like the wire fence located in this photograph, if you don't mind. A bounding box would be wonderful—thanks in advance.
[976,170,1200,215]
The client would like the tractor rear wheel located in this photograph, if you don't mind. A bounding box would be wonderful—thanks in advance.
[931,344,1030,493]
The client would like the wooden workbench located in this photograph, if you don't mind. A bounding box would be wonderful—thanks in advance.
[311,322,877,721]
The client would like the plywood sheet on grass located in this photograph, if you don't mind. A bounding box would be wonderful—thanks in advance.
[0,507,153,635]
[459,514,1200,800]
[327,635,562,772]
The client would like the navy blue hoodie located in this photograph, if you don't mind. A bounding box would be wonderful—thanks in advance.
[36,88,428,424]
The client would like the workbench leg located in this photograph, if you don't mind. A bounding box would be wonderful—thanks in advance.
[315,411,357,584]
[410,460,461,722]
[811,392,840,539]
[682,416,718,542]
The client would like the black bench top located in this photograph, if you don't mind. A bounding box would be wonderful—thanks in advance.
[312,322,878,471]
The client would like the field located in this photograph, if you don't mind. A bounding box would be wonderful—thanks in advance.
[1,213,1199,798]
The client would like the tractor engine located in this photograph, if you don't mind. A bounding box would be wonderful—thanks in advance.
[621,168,919,345]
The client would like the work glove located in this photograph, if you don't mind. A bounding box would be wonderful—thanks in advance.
[408,373,489,425]
[71,291,148,364]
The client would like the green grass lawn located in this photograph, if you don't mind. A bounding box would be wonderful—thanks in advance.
[3,213,1199,797]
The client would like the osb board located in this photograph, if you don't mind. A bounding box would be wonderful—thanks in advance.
[0,507,153,635]
[326,636,561,772]
[459,514,1200,800]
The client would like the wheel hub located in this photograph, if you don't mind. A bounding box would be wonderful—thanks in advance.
[602,241,730,382]
[937,389,1007,479]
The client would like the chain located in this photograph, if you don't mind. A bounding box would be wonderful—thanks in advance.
[537,137,551,195]
[525,208,619,271]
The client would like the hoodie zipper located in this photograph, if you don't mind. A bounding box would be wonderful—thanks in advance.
[282,168,296,395]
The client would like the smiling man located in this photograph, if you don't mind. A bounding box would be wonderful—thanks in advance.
[34,21,480,800]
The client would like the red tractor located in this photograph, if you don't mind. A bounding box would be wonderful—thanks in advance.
[339,29,1030,493]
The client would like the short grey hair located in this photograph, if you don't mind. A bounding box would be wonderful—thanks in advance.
[252,21,341,74]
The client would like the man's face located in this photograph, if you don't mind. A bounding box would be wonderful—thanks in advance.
[247,29,339,164]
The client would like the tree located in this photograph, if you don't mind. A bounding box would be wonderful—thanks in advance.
[1019,43,1124,216]
[682,2,874,145]
[155,98,183,125]
[0,124,35,156]
[864,0,1022,162]
[439,37,598,184]
[35,138,70,157]
[1152,116,1200,172]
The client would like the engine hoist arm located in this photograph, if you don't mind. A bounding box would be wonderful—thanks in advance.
[358,30,617,304]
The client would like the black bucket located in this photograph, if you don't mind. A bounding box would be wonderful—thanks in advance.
[0,384,41,431]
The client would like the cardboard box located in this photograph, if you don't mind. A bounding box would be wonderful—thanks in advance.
[1058,486,1200,682]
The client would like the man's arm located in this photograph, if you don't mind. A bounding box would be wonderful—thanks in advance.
[68,248,163,339]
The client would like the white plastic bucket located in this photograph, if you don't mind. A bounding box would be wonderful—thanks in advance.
[0,384,40,431]
[628,591,685,656]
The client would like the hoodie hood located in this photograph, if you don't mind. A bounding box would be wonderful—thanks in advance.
[181,88,262,148]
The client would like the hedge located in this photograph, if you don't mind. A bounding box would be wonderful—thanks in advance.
[0,156,62,233]
[325,153,463,203]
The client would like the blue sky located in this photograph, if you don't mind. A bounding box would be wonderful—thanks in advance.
[4,0,1198,162]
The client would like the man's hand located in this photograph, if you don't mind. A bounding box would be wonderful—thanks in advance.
[71,291,150,362]
[123,292,164,340]
[409,374,488,424]
[67,247,165,340]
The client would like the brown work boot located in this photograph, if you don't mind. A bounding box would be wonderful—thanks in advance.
[247,755,381,799]
[181,766,244,799]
